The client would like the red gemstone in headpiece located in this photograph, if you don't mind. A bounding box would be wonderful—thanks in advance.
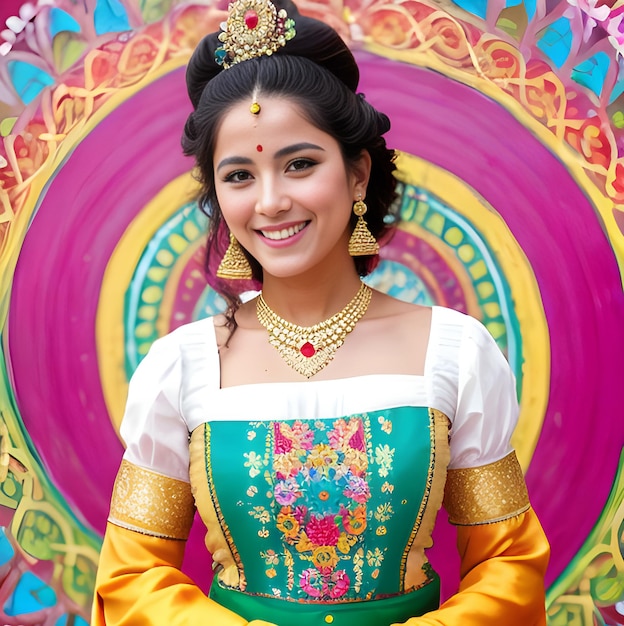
[300,342,316,358]
[244,10,259,29]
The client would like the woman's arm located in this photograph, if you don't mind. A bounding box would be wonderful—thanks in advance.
[398,311,550,624]
[92,522,260,626]
[92,329,275,626]
[393,457,549,625]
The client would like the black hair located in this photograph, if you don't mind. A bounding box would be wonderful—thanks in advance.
[181,0,397,315]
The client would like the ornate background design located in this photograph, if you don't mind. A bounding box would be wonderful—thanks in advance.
[0,0,622,623]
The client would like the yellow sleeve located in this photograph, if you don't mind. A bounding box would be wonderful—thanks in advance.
[92,459,276,626]
[393,452,550,625]
[394,508,549,625]
[92,522,276,626]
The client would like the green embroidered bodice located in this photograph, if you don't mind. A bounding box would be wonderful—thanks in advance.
[189,405,450,604]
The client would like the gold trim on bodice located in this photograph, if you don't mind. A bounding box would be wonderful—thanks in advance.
[189,424,246,589]
[108,459,195,540]
[401,408,450,590]
[443,451,530,525]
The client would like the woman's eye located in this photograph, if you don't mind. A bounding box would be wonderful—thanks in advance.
[287,158,316,172]
[224,170,252,183]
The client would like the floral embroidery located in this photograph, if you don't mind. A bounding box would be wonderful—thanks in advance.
[366,547,386,567]
[378,415,393,434]
[261,549,280,566]
[276,507,301,539]
[249,505,271,524]
[244,451,265,478]
[271,417,371,600]
[374,503,394,523]
[374,444,395,477]
[353,547,364,593]
[274,477,302,505]
[233,408,437,602]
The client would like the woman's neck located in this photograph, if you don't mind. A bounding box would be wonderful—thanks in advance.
[259,270,364,327]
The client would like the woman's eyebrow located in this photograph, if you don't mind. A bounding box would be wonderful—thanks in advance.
[274,142,325,158]
[216,156,253,172]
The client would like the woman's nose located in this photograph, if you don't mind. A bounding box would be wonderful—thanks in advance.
[255,179,290,217]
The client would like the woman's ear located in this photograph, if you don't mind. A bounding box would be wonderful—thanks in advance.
[351,150,372,198]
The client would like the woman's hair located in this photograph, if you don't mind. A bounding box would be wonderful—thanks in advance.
[181,0,397,313]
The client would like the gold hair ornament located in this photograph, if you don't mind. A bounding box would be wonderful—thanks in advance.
[256,282,372,378]
[348,198,379,256]
[215,0,296,69]
[217,232,253,280]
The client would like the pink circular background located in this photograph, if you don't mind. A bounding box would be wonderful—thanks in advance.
[7,54,624,593]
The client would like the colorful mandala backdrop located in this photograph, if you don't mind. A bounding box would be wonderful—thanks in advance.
[0,0,623,624]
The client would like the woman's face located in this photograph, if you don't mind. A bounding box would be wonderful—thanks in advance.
[213,96,370,281]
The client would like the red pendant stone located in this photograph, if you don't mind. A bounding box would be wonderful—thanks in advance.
[300,342,316,358]
[244,10,259,29]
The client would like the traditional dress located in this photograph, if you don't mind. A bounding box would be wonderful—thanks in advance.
[92,306,549,626]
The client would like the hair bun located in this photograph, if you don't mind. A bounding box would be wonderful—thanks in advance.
[186,31,223,109]
[186,0,359,109]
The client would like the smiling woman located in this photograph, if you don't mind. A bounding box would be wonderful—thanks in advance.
[212,98,370,288]
[91,0,550,624]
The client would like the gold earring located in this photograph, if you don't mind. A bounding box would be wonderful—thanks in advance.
[348,198,379,256]
[216,232,253,280]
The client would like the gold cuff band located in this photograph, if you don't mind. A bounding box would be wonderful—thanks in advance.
[108,459,195,540]
[444,451,530,525]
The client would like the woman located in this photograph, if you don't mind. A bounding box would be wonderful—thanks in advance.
[92,0,550,624]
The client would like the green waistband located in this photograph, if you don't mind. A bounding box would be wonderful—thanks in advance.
[210,579,440,626]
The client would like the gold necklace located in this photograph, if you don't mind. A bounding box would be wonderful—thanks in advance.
[256,282,372,379]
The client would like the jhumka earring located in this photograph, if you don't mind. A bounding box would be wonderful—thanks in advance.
[348,197,379,256]
[216,232,253,280]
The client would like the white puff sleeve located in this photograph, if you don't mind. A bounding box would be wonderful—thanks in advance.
[119,331,191,481]
[449,313,518,470]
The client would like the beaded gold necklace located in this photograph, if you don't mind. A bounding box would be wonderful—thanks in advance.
[256,283,372,378]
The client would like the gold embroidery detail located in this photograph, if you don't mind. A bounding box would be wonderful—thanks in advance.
[108,459,195,539]
[444,451,530,525]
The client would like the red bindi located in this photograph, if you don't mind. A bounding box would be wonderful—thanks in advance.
[256,144,263,152]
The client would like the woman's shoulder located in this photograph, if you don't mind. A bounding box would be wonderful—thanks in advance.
[139,317,219,368]
[158,315,218,344]
[431,305,491,338]
[368,289,430,323]
[369,290,479,334]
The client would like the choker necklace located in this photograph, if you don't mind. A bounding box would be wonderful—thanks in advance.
[256,282,372,379]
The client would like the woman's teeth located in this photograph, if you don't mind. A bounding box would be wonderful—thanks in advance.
[261,222,306,240]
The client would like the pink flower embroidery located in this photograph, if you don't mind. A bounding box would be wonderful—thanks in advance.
[290,421,315,450]
[299,568,323,597]
[274,422,293,454]
[349,422,366,451]
[329,569,350,598]
[293,505,308,523]
[305,515,340,546]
